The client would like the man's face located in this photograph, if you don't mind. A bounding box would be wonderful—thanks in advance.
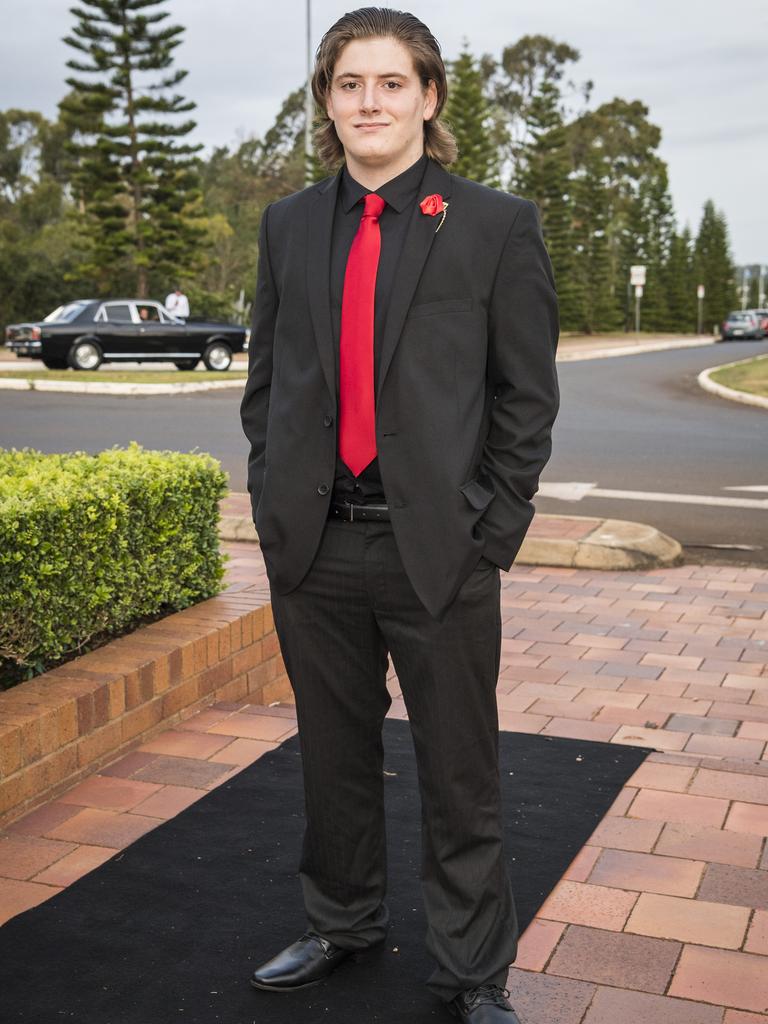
[326,37,437,176]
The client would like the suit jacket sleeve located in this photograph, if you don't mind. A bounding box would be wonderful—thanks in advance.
[478,198,560,568]
[240,204,278,517]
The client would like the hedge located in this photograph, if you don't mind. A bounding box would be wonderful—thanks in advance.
[0,443,228,686]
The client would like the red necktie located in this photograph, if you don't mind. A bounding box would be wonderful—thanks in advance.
[339,192,386,477]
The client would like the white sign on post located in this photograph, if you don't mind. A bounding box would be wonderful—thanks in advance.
[630,265,646,286]
[697,284,705,299]
[634,285,644,298]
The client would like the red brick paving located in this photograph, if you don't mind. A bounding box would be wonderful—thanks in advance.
[1,551,767,1018]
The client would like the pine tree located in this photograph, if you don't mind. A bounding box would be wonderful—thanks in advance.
[446,45,499,186]
[634,160,675,331]
[570,139,618,332]
[694,201,736,331]
[60,0,203,297]
[664,228,695,332]
[516,80,582,330]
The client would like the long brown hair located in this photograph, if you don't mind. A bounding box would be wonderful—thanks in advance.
[311,7,457,169]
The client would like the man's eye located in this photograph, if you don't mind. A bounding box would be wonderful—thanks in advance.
[383,81,402,89]
[341,82,359,90]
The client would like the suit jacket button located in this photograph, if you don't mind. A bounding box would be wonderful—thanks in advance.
[323,414,333,427]
[317,483,330,495]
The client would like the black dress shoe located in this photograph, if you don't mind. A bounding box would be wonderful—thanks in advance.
[449,985,521,1023]
[250,932,352,992]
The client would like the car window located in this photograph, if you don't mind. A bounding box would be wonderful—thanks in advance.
[43,302,89,323]
[103,303,134,323]
[136,304,161,322]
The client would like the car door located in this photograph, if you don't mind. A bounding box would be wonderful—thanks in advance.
[135,302,181,359]
[95,302,138,357]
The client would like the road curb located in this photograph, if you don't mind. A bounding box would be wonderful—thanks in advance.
[0,376,246,396]
[558,335,715,362]
[219,513,683,571]
[697,355,768,410]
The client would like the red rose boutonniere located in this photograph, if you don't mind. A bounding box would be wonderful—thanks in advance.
[419,193,449,233]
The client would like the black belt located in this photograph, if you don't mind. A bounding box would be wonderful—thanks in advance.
[328,501,390,522]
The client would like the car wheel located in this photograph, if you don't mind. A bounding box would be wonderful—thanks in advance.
[174,359,200,371]
[202,340,232,371]
[41,356,69,370]
[67,339,103,371]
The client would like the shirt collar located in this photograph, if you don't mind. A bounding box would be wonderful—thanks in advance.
[340,154,429,214]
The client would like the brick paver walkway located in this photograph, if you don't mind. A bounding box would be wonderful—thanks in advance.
[2,545,767,1023]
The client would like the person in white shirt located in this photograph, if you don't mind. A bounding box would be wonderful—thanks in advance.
[165,287,190,319]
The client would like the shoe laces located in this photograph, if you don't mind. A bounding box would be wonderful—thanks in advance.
[461,985,512,1011]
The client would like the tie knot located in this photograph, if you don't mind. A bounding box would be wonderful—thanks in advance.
[363,193,385,220]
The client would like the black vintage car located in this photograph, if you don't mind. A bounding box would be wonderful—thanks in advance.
[4,299,247,371]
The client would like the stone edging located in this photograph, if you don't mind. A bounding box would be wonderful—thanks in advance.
[697,355,768,410]
[518,517,683,570]
[0,586,289,826]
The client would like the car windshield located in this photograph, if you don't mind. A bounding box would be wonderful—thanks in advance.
[728,313,753,322]
[43,302,89,323]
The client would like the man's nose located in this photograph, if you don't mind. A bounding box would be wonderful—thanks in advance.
[359,84,381,112]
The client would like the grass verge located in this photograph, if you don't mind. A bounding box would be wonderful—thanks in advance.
[710,354,768,399]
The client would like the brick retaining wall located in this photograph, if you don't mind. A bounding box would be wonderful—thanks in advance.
[0,585,290,825]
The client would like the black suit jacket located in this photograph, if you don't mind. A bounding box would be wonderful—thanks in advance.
[240,158,559,619]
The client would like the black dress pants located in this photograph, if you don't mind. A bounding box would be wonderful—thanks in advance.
[269,518,518,1001]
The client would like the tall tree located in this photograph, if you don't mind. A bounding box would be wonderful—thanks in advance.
[446,45,499,186]
[516,79,582,330]
[60,0,203,296]
[664,227,695,332]
[694,201,736,329]
[568,99,666,330]
[570,137,618,332]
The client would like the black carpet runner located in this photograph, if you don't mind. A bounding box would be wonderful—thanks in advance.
[0,719,651,1023]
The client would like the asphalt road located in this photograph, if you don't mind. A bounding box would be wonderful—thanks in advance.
[540,339,767,565]
[1,340,765,564]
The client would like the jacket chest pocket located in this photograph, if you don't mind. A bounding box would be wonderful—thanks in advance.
[406,298,473,319]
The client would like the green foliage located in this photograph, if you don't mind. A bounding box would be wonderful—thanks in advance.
[695,200,736,329]
[0,444,228,685]
[516,80,583,330]
[60,0,205,297]
[446,46,499,186]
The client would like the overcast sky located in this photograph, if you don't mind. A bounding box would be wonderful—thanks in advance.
[2,0,765,264]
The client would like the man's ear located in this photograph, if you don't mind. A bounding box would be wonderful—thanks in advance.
[423,79,438,122]
[325,91,335,123]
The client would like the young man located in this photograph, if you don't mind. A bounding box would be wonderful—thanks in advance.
[240,9,559,1022]
[165,286,190,319]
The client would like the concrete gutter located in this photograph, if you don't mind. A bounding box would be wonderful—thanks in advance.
[698,354,768,410]
[219,511,683,571]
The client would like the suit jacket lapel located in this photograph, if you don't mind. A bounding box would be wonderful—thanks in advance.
[307,168,343,403]
[376,160,452,402]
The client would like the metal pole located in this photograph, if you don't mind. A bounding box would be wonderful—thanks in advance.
[635,292,640,334]
[697,295,702,335]
[304,0,313,187]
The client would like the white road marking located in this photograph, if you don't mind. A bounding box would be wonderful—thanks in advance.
[723,485,768,493]
[538,482,768,511]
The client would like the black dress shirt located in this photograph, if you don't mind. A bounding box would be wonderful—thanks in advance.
[331,154,429,505]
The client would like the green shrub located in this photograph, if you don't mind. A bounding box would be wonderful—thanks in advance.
[0,444,228,686]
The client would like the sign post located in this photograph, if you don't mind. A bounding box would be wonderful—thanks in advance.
[630,265,646,334]
[697,284,705,335]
